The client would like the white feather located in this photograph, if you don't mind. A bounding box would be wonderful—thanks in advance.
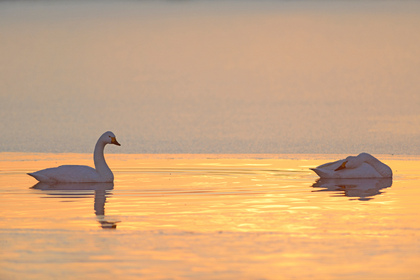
[311,153,392,178]
[28,131,120,183]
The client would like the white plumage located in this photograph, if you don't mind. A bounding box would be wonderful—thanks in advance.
[311,153,392,179]
[28,131,120,183]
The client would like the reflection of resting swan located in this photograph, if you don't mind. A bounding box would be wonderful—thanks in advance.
[28,131,120,183]
[312,178,392,201]
[311,153,392,178]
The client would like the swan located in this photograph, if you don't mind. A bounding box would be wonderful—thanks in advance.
[28,131,120,183]
[311,153,392,178]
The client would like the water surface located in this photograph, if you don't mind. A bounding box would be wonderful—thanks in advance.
[1,153,419,279]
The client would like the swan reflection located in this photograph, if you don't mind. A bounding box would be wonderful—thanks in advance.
[31,182,120,229]
[311,178,392,201]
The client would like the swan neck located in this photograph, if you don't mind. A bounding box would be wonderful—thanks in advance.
[94,140,113,180]
[366,155,392,177]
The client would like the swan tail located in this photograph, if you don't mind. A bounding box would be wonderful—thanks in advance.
[27,172,38,180]
[27,172,52,183]
[311,168,331,178]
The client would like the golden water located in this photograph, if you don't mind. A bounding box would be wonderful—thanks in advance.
[1,1,420,154]
[1,153,419,279]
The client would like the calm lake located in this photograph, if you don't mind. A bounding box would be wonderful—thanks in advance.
[1,1,419,279]
[1,153,419,279]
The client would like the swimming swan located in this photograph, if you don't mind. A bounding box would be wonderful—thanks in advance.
[311,153,392,179]
[28,131,120,183]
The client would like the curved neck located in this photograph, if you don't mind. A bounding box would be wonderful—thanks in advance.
[365,155,392,177]
[94,140,113,180]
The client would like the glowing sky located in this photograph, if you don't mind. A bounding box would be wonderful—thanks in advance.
[1,1,419,154]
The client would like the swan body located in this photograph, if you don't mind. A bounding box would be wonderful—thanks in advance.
[311,153,392,179]
[28,131,120,183]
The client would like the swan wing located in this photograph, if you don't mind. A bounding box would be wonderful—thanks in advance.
[335,163,382,178]
[311,159,346,178]
[312,163,383,178]
[28,165,102,183]
[315,159,345,170]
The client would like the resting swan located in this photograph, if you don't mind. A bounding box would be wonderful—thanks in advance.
[311,153,392,179]
[28,131,120,183]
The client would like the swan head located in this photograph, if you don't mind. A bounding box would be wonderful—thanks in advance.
[334,153,375,171]
[335,155,357,171]
[101,131,121,146]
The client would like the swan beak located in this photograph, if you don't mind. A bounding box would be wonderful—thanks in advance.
[111,137,121,146]
[335,161,347,171]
